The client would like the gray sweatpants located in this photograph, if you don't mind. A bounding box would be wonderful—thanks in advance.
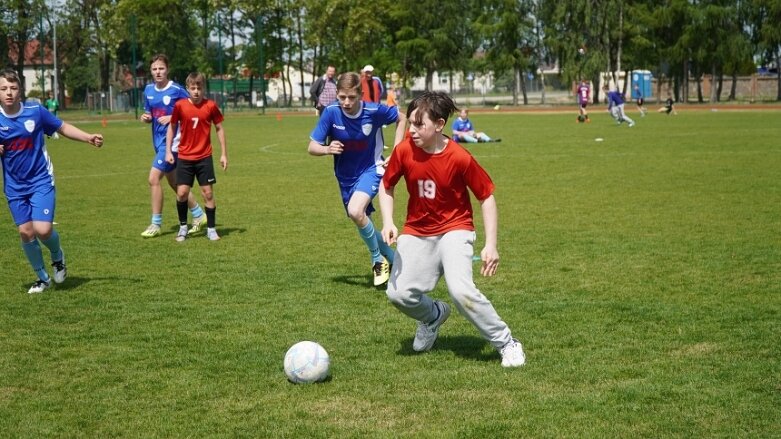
[386,230,513,350]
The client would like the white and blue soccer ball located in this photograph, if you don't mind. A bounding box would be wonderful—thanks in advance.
[284,341,330,384]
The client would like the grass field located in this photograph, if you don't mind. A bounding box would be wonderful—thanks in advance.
[1,107,780,437]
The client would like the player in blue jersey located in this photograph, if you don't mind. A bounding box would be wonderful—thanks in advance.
[140,54,205,238]
[308,72,403,287]
[603,85,635,127]
[0,68,104,293]
[451,108,500,143]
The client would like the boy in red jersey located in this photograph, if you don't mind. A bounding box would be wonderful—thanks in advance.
[378,91,525,368]
[165,72,228,242]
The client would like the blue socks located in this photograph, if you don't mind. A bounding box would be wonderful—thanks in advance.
[22,239,49,281]
[358,219,394,264]
[40,230,63,262]
[358,220,383,264]
[151,213,163,226]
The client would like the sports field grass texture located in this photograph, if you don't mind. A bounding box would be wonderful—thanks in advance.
[1,108,780,437]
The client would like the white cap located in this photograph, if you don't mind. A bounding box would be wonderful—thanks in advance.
[361,65,374,72]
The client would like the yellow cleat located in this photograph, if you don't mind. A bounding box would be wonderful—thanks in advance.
[188,215,207,235]
[141,224,161,238]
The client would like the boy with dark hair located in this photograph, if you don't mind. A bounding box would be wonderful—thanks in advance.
[165,72,228,242]
[378,91,525,368]
[0,68,104,293]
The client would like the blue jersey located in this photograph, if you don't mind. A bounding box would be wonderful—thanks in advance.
[633,87,643,100]
[452,117,474,133]
[606,90,625,108]
[0,104,63,197]
[310,102,398,184]
[143,81,189,152]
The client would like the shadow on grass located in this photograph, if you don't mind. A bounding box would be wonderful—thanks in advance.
[18,276,142,293]
[396,334,499,363]
[331,274,373,287]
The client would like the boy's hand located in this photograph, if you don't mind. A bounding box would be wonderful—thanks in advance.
[140,113,152,123]
[0,144,4,155]
[220,154,228,171]
[89,134,104,148]
[327,140,344,155]
[478,246,500,277]
[156,115,172,125]
[165,152,175,164]
[380,225,398,246]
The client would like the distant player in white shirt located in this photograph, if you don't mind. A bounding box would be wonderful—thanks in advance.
[0,68,104,293]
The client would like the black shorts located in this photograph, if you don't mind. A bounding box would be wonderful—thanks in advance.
[176,156,216,187]
[637,98,645,106]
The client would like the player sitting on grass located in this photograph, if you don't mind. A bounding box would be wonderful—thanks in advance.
[378,91,525,368]
[0,68,104,294]
[165,72,228,242]
[451,108,500,143]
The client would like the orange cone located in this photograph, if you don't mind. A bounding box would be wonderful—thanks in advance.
[276,112,282,121]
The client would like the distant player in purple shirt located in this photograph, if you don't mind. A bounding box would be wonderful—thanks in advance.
[0,68,104,294]
[576,80,591,123]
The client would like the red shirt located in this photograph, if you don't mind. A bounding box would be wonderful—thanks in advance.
[361,77,382,104]
[170,98,224,161]
[383,136,495,236]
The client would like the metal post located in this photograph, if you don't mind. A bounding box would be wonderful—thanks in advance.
[40,13,45,98]
[218,14,225,113]
[256,15,266,115]
[131,14,138,119]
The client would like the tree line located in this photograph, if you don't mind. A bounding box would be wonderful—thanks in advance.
[2,0,779,107]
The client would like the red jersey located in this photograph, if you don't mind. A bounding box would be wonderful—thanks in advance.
[383,136,495,237]
[170,98,224,161]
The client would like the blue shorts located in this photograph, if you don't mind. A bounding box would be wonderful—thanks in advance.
[338,169,381,216]
[152,148,177,173]
[7,185,56,226]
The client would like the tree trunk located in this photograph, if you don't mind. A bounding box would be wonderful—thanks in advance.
[729,72,737,101]
[539,72,546,104]
[710,64,718,103]
[512,67,519,106]
[520,68,528,105]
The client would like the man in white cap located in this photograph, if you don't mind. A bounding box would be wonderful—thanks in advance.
[360,65,384,104]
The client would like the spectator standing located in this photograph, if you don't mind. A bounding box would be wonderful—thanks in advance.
[310,65,337,116]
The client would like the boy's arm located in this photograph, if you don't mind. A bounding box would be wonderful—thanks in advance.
[58,122,103,148]
[478,194,500,277]
[164,122,175,164]
[215,122,228,171]
[378,181,399,246]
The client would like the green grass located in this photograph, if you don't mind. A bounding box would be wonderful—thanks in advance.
[1,108,780,437]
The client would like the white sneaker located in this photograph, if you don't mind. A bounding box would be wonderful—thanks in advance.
[500,338,526,367]
[413,301,451,352]
[28,278,52,294]
[628,122,635,127]
[207,228,221,241]
[175,225,188,242]
[51,250,67,283]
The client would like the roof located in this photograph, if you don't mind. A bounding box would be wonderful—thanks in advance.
[8,39,55,67]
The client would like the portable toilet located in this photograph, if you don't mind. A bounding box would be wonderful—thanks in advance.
[631,70,652,100]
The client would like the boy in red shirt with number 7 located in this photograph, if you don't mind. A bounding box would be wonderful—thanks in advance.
[378,91,525,367]
[165,72,228,242]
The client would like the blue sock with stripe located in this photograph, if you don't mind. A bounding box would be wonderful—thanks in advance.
[190,204,204,220]
[151,213,162,226]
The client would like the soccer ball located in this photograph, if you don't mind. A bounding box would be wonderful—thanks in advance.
[577,115,586,123]
[284,341,330,384]
[578,47,586,55]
